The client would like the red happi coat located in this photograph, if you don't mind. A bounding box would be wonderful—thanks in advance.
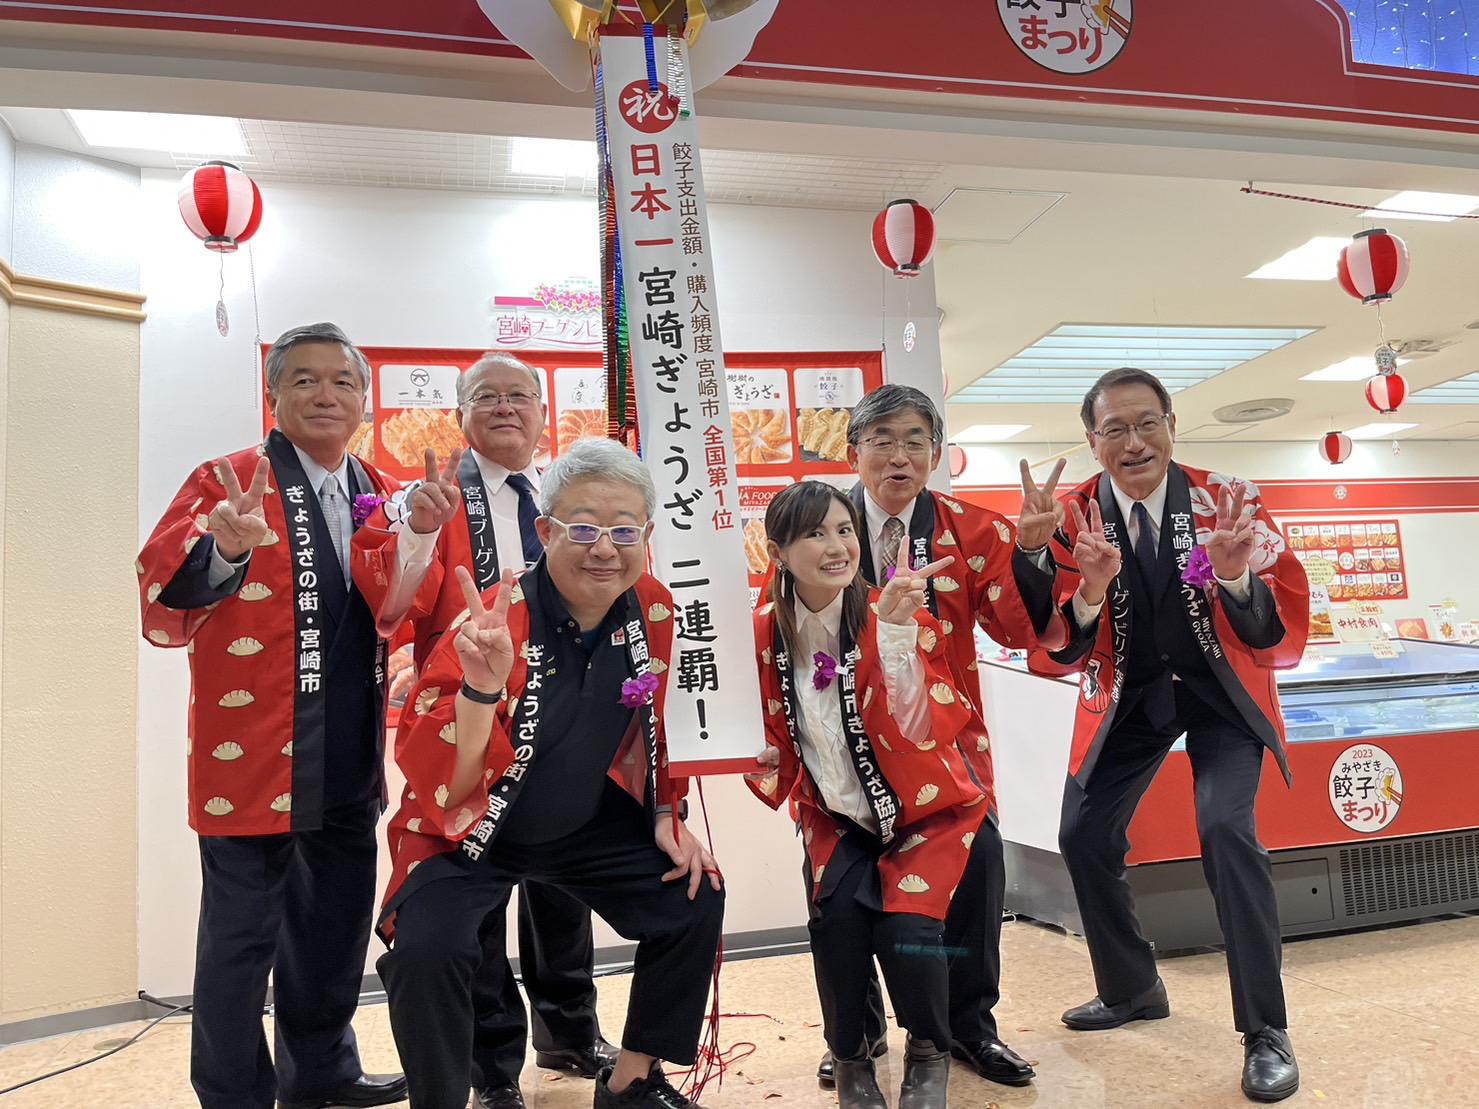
[748,600,983,920]
[849,485,1067,806]
[377,571,682,942]
[138,432,399,835]
[1029,463,1311,784]
[352,477,483,671]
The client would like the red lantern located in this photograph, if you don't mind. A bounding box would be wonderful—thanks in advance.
[1317,431,1353,464]
[1337,228,1409,305]
[947,443,967,479]
[872,199,936,277]
[1365,372,1408,414]
[178,161,263,253]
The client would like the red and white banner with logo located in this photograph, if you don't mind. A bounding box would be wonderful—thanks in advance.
[600,27,762,774]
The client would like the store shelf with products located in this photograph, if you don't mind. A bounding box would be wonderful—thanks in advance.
[983,640,1479,951]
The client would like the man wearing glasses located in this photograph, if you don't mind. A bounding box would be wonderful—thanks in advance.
[374,437,723,1109]
[821,384,1067,1096]
[1032,367,1309,1103]
[354,353,617,1108]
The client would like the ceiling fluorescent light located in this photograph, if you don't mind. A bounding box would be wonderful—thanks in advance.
[1245,237,1349,281]
[1406,370,1479,403]
[66,109,247,154]
[1346,422,1418,439]
[953,423,1030,442]
[1300,355,1410,382]
[1362,190,1479,223]
[510,137,597,177]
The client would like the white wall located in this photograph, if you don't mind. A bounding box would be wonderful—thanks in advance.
[0,121,14,262]
[11,144,139,289]
[136,174,934,995]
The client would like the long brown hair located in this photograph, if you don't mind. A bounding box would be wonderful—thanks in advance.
[763,481,870,661]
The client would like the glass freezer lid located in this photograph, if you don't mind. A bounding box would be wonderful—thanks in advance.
[1278,639,1479,692]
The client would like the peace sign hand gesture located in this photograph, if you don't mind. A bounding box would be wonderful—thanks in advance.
[877,556,955,626]
[1206,482,1255,581]
[209,457,271,561]
[1018,458,1067,551]
[1068,499,1121,605]
[409,448,464,535]
[454,566,515,694]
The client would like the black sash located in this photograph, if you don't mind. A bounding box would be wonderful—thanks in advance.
[266,429,334,826]
[850,485,939,618]
[458,451,500,591]
[461,587,659,860]
[772,618,902,844]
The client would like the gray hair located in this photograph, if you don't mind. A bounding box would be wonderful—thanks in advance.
[264,321,370,396]
[457,352,543,406]
[847,383,944,446]
[539,438,656,519]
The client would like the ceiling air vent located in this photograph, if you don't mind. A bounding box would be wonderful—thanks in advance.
[1212,398,1295,424]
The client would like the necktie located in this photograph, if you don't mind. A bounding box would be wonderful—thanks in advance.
[505,472,544,568]
[1131,501,1159,585]
[878,516,906,579]
[320,476,347,581]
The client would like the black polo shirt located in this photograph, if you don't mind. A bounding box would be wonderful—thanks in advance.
[495,561,638,846]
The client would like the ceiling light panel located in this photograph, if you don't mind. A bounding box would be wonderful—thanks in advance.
[954,324,1316,404]
[1245,237,1350,280]
[1346,422,1419,438]
[1407,371,1479,404]
[67,109,247,154]
[1361,190,1479,222]
[952,423,1031,442]
[1301,355,1410,382]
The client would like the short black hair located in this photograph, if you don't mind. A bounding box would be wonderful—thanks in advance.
[1080,367,1173,432]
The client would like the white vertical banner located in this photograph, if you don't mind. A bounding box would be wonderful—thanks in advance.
[601,29,763,772]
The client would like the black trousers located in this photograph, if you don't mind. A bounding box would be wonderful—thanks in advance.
[848,814,1006,1046]
[1058,686,1288,1033]
[379,789,725,1109]
[191,799,379,1109]
[469,881,600,1090]
[804,835,950,1061]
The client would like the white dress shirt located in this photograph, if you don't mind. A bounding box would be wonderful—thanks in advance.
[1073,473,1250,626]
[396,451,541,576]
[208,445,351,588]
[790,590,930,831]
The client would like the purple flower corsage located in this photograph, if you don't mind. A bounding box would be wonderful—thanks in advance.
[351,493,385,527]
[812,651,838,691]
[1182,544,1217,589]
[620,672,660,708]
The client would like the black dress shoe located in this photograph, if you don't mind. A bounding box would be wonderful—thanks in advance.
[950,1037,1035,1086]
[1061,977,1171,1031]
[897,1040,949,1109]
[817,1035,888,1089]
[594,1064,694,1107]
[1242,1027,1299,1103]
[833,1057,887,1109]
[277,1072,408,1109]
[472,1086,526,1109]
[534,1036,621,1078]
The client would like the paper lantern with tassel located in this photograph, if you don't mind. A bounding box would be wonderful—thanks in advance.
[1364,373,1408,414]
[178,162,263,253]
[872,199,936,278]
[1317,431,1353,465]
[1338,228,1409,305]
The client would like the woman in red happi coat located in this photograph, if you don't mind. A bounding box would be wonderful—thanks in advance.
[746,481,980,1109]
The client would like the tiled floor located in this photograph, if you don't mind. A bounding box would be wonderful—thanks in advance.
[3,914,1476,1107]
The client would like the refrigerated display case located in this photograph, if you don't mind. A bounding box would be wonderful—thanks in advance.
[983,639,1479,949]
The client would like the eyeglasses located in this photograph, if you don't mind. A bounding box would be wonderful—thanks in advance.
[859,435,937,456]
[543,516,651,546]
[1093,414,1170,443]
[463,390,541,411]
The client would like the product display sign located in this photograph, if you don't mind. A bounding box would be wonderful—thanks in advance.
[1282,519,1408,602]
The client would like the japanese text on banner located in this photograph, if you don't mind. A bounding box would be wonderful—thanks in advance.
[601,33,762,769]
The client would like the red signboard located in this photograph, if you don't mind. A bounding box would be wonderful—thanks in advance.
[9,2,1479,135]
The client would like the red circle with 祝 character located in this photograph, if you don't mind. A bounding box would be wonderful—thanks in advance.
[618,80,680,134]
[998,0,1133,75]
[1328,743,1403,834]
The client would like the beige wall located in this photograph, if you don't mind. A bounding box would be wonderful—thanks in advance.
[0,286,142,1023]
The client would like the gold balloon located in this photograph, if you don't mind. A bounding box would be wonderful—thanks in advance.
[546,0,612,41]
